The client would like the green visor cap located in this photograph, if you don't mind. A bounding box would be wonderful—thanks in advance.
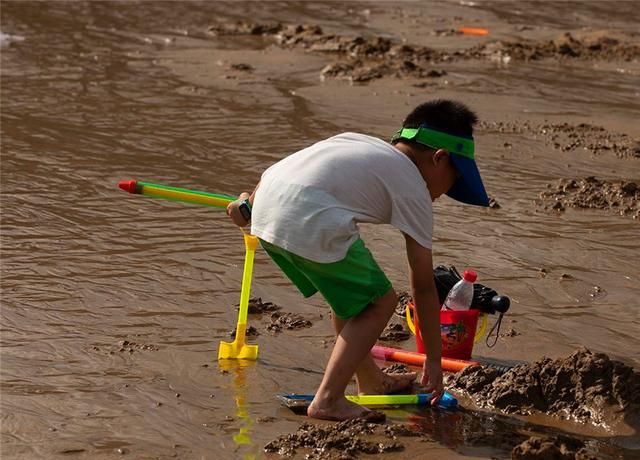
[392,125,489,207]
[391,127,474,159]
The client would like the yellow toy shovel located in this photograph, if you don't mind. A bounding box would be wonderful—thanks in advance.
[218,232,259,360]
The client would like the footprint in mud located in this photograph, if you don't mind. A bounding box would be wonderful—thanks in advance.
[557,273,607,304]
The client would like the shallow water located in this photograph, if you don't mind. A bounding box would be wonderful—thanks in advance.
[1,1,639,459]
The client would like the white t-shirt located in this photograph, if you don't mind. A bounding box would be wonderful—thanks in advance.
[251,132,433,263]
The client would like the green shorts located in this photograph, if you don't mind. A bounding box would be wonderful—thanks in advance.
[259,238,392,319]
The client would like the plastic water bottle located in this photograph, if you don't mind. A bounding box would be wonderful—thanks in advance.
[442,270,477,311]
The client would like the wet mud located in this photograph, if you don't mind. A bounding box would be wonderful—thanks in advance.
[378,322,411,342]
[206,21,640,83]
[381,363,413,375]
[512,436,597,460]
[3,1,640,459]
[448,348,640,429]
[228,298,312,335]
[394,291,413,318]
[91,340,160,354]
[246,296,281,314]
[481,120,640,159]
[481,119,639,217]
[264,419,418,459]
[229,325,260,337]
[540,177,639,218]
[464,31,640,63]
[267,312,313,333]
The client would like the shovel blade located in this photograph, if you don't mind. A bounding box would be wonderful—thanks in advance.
[218,340,259,360]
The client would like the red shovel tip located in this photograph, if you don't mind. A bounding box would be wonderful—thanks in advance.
[118,179,138,194]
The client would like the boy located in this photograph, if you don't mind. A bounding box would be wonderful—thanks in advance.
[227,99,490,422]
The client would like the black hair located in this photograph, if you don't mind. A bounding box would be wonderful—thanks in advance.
[398,99,478,140]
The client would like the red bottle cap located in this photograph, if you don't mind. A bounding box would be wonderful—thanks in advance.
[118,180,138,194]
[463,270,477,283]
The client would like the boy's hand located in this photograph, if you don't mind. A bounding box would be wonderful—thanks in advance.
[226,192,251,227]
[422,359,444,404]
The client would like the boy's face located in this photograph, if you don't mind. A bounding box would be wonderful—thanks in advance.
[420,149,459,201]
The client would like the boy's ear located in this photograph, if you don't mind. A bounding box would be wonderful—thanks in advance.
[433,148,450,165]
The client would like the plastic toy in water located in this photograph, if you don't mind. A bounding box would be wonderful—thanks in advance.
[218,233,259,360]
[278,391,458,414]
[118,179,236,208]
[371,345,479,372]
[371,345,518,374]
[458,27,489,36]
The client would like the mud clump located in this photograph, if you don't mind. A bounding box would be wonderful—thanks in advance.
[382,363,413,375]
[267,312,312,333]
[465,32,640,63]
[512,435,597,460]
[245,297,281,314]
[207,21,283,36]
[92,340,159,354]
[538,122,640,159]
[379,322,411,342]
[540,177,639,218]
[230,63,254,72]
[207,22,452,83]
[395,291,413,317]
[207,22,640,84]
[115,340,159,352]
[500,327,521,338]
[481,120,640,159]
[279,25,450,83]
[448,348,640,427]
[264,419,425,459]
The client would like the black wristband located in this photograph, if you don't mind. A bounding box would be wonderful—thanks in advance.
[238,199,252,221]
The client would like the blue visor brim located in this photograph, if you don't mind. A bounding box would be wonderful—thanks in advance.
[446,154,490,207]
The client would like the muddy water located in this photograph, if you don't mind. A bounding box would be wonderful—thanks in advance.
[1,1,639,459]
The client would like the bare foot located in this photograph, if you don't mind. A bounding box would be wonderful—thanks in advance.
[357,370,417,395]
[307,397,386,423]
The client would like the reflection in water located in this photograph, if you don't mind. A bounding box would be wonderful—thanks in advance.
[218,359,257,460]
[404,405,638,459]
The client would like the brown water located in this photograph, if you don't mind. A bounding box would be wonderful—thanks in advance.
[1,1,639,459]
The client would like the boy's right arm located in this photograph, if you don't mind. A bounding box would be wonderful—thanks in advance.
[226,182,260,228]
[404,233,444,403]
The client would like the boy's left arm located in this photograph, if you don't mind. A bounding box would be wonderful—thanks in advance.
[404,233,444,402]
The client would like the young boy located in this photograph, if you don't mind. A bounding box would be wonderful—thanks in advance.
[227,99,490,422]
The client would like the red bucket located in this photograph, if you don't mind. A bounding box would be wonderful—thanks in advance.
[408,303,480,360]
